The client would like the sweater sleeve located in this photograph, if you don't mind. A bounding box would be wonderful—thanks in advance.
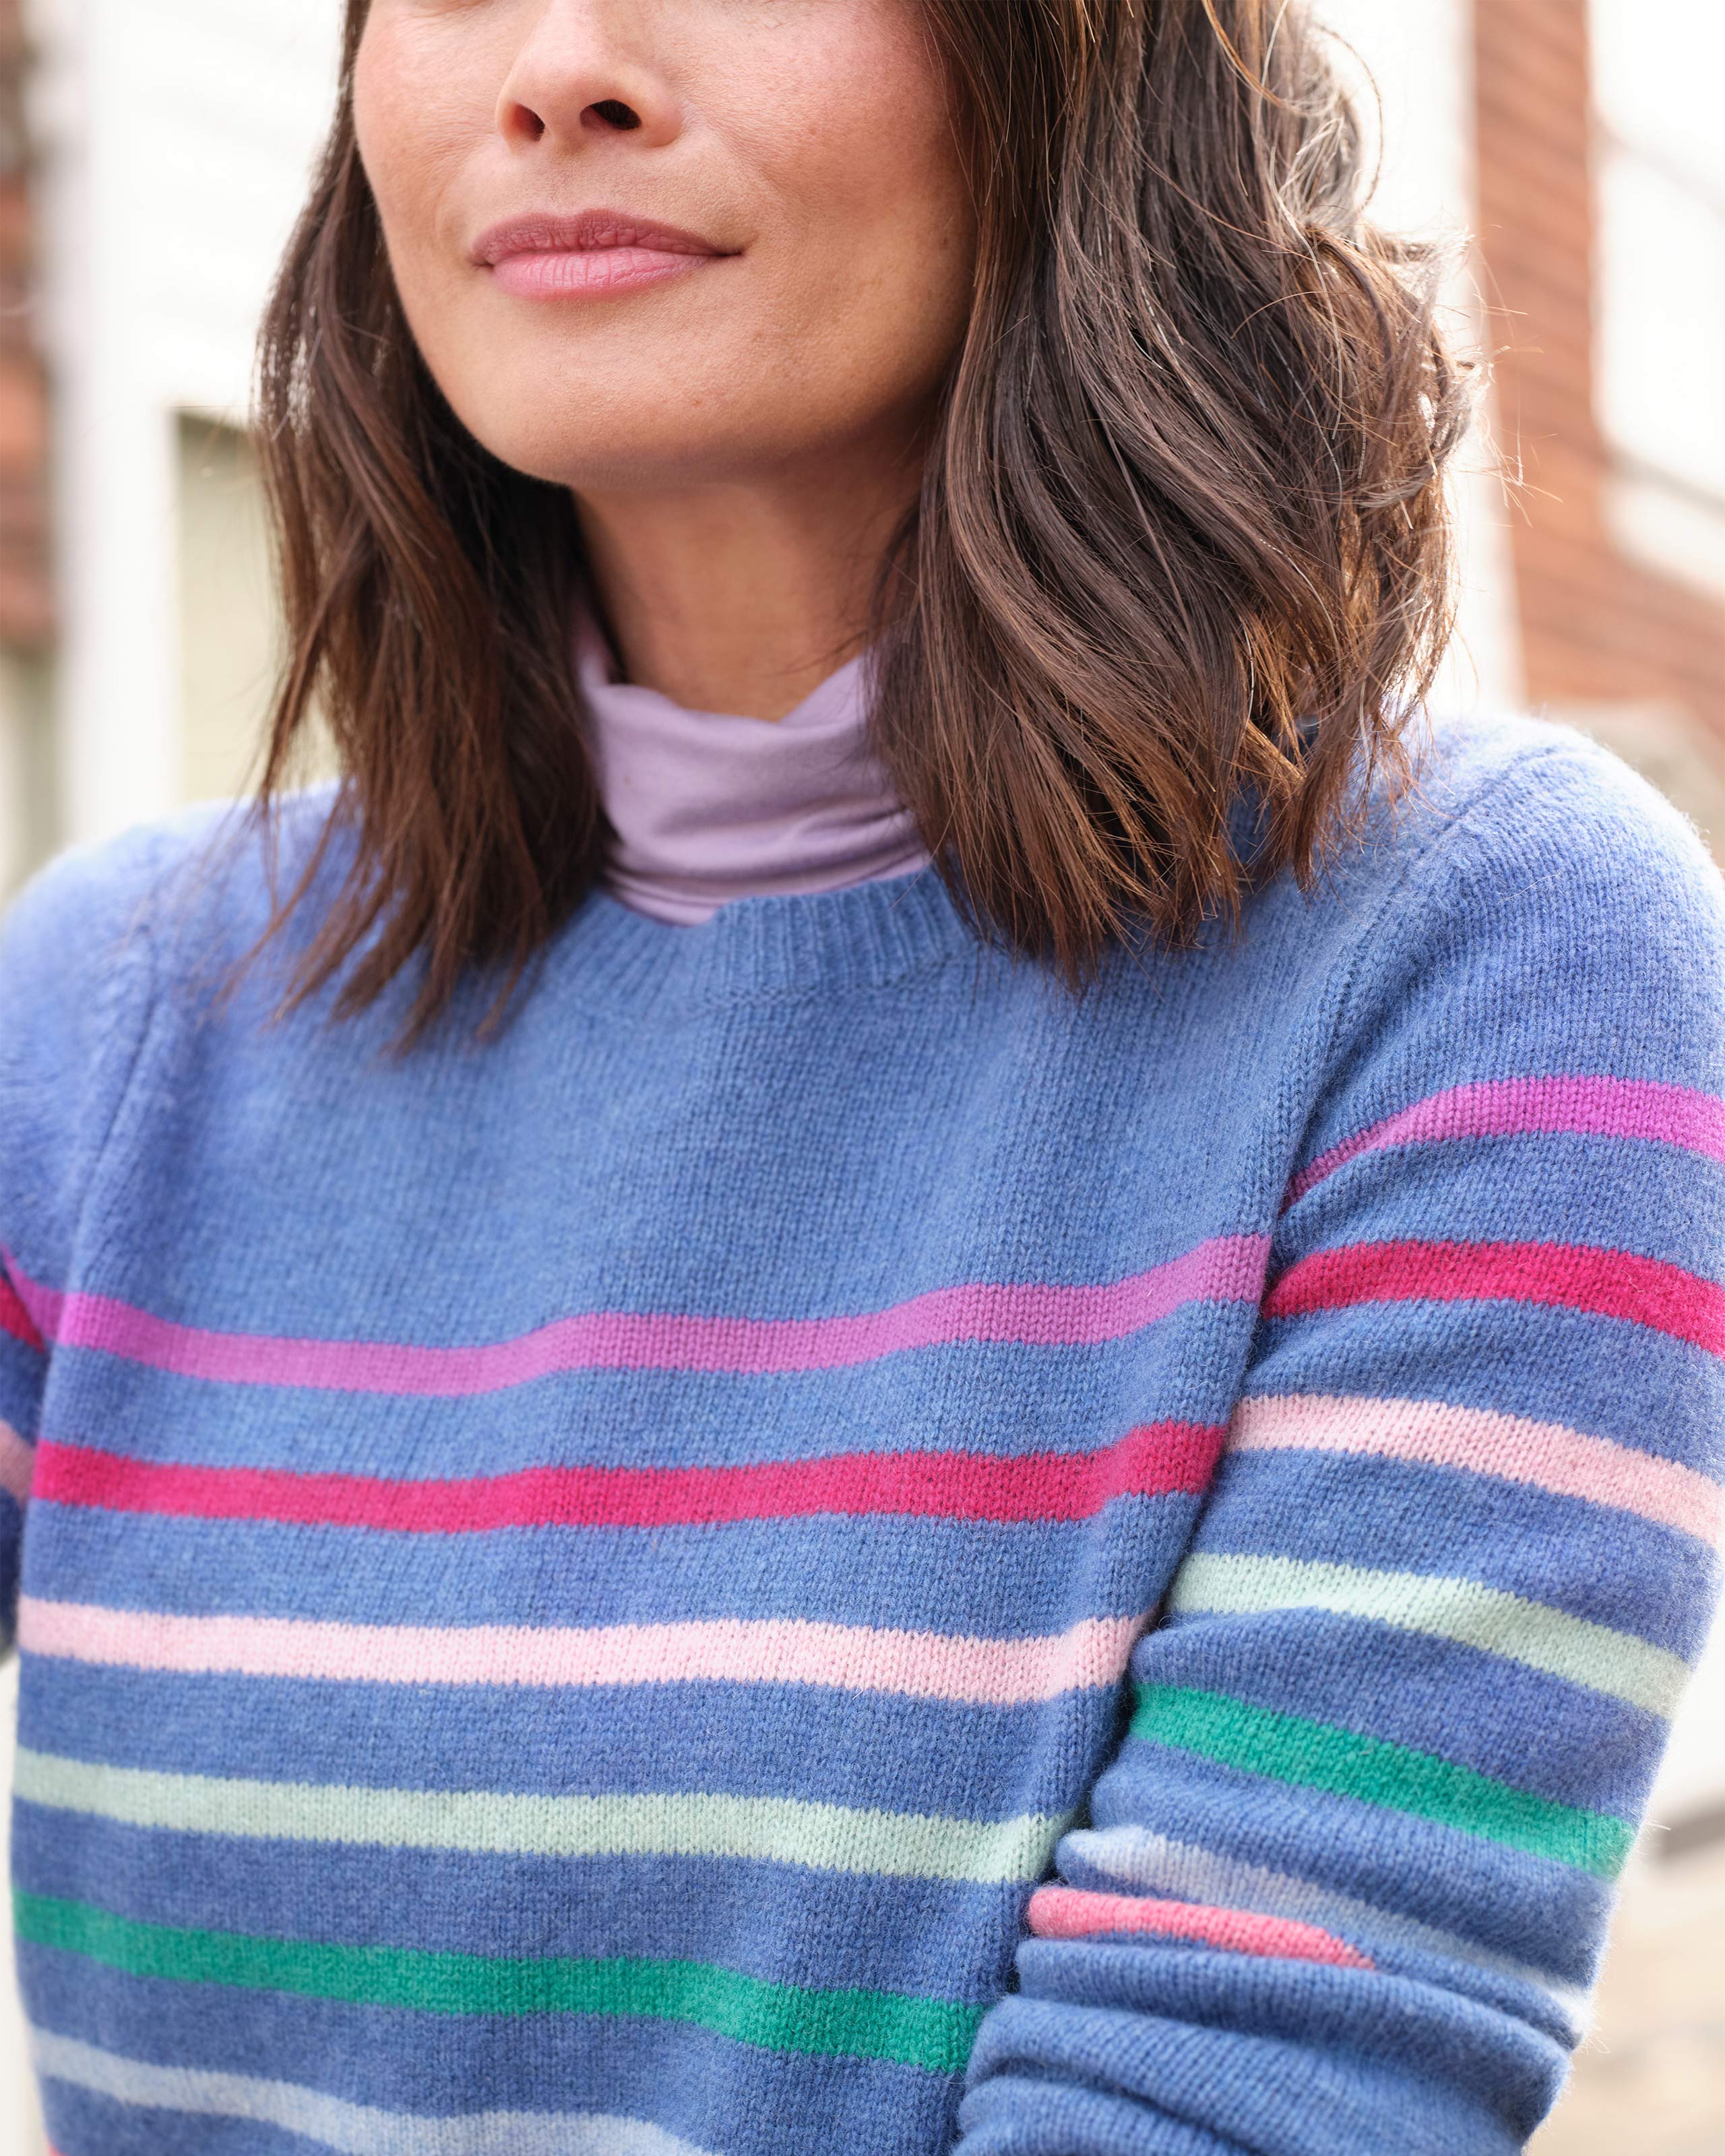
[958,736,1725,2155]
[0,1261,44,1651]
[0,826,168,1654]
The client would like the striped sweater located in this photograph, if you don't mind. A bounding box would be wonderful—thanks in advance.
[1,714,1722,2155]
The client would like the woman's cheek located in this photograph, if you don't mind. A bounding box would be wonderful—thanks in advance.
[354,25,491,255]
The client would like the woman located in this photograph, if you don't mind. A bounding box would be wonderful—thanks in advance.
[2,2,1720,2151]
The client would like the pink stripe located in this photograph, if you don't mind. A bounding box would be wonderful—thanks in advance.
[1231,1394,1723,1545]
[6,1237,1268,1395]
[0,1418,32,1509]
[1266,1238,1725,1357]
[17,1598,1146,1704]
[1287,1077,1725,1205]
[32,1422,1226,1533]
[1027,1885,1374,1970]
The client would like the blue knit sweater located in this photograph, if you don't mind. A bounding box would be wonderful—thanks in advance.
[2,714,1723,2155]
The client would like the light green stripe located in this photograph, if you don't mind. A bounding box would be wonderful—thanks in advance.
[1170,1552,1687,1716]
[1131,1684,1633,1875]
[14,1893,982,2074]
[13,1748,1064,1885]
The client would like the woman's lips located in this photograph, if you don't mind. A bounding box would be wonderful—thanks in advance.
[471,211,734,300]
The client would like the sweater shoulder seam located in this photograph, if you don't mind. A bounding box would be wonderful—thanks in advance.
[1285,735,1577,1183]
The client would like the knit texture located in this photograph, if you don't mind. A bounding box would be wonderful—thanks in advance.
[1,715,1722,2155]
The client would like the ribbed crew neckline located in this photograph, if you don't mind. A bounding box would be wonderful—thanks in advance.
[544,864,981,1015]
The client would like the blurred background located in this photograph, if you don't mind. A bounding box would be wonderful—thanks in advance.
[0,0,1720,2148]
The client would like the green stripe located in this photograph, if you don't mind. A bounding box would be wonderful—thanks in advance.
[13,1893,982,2074]
[1170,1552,1688,1716]
[1131,1685,1633,1876]
[13,1749,1063,1886]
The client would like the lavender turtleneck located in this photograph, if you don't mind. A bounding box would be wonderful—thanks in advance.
[577,624,929,926]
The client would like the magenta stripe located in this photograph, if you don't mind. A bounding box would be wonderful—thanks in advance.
[1027,1885,1374,1969]
[17,1599,1146,1704]
[0,1418,32,1509]
[5,1237,1268,1395]
[1265,1237,1725,1357]
[1230,1393,1722,1545]
[0,1271,44,1352]
[32,1422,1225,1533]
[1286,1077,1725,1205]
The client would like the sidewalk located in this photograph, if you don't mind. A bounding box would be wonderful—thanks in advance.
[1532,1833,1725,2156]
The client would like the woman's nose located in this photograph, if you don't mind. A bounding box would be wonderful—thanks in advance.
[495,0,683,152]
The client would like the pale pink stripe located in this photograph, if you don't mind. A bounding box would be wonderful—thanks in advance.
[5,1236,1268,1394]
[1231,1393,1723,1546]
[0,1418,32,1509]
[1286,1077,1725,1205]
[1028,1885,1374,1970]
[17,1599,1146,1705]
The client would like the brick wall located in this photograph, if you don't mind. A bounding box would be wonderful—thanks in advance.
[1474,0,1724,741]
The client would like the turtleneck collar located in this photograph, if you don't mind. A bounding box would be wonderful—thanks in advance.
[577,622,930,926]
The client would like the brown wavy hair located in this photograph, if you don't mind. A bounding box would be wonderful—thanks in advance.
[254,0,1472,1037]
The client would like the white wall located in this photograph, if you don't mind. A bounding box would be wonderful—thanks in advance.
[1592,0,1725,604]
[1314,0,1525,715]
[26,0,344,846]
